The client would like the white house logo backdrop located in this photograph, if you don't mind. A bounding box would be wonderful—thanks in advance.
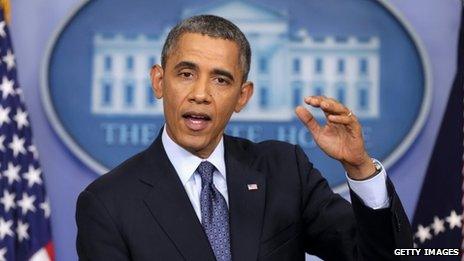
[42,0,430,191]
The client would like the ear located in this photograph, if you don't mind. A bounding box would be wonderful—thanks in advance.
[234,81,254,113]
[150,65,164,99]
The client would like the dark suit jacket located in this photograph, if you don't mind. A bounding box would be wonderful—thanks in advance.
[76,133,413,260]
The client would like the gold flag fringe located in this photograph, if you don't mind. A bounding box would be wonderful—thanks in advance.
[0,0,10,24]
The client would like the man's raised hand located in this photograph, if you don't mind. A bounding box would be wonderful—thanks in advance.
[295,96,375,180]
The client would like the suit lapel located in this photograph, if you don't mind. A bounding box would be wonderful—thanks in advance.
[138,135,215,261]
[225,136,266,261]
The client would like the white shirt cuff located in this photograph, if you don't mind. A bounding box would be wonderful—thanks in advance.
[346,159,390,209]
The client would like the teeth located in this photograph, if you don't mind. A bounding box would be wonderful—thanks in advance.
[188,114,207,119]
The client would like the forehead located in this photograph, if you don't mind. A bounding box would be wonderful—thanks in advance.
[167,33,241,72]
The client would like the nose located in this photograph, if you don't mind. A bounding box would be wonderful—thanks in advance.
[188,78,212,104]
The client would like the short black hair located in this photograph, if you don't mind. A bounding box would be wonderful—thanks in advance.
[161,15,251,82]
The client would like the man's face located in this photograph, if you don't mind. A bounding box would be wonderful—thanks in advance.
[151,33,253,158]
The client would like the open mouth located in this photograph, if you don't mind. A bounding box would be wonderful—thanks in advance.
[182,112,212,131]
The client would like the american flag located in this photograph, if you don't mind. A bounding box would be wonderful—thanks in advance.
[411,5,463,259]
[0,2,54,261]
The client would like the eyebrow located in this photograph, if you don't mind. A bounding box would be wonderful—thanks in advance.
[173,61,198,70]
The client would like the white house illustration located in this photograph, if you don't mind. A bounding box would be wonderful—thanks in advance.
[91,1,380,120]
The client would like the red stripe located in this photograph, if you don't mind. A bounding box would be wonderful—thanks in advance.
[45,242,55,261]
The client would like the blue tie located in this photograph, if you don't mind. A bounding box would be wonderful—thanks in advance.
[197,161,232,261]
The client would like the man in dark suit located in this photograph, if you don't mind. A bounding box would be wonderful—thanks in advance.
[76,15,413,260]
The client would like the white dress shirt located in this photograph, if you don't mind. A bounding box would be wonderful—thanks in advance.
[346,160,390,209]
[161,127,389,222]
[162,128,228,221]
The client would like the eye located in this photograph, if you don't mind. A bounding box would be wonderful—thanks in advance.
[215,77,230,85]
[179,72,193,78]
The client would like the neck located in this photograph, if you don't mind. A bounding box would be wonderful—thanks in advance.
[164,125,222,159]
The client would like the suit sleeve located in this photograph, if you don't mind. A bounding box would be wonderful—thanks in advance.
[294,145,413,260]
[76,190,130,261]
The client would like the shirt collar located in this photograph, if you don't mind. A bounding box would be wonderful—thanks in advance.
[161,125,226,186]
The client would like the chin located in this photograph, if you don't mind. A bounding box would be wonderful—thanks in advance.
[178,135,210,152]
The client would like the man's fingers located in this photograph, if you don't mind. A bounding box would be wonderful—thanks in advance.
[320,98,347,115]
[328,114,362,133]
[304,96,329,118]
[304,96,323,107]
[302,96,361,129]
[328,114,352,124]
[295,106,320,135]
[305,96,348,115]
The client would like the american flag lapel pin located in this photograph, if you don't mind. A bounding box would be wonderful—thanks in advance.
[247,184,258,190]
